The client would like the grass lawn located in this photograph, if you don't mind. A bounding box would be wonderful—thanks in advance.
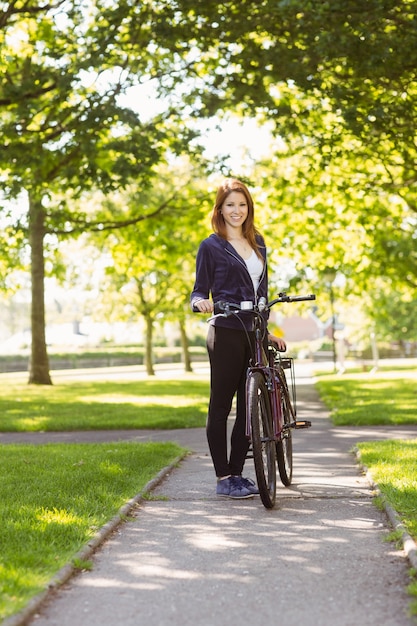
[315,372,417,426]
[356,439,417,541]
[0,378,209,431]
[0,441,185,621]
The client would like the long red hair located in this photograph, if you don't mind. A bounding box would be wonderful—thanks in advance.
[211,179,264,259]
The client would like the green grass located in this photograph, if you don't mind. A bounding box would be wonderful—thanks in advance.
[0,441,185,621]
[315,374,417,426]
[3,365,416,619]
[356,439,417,541]
[0,379,209,431]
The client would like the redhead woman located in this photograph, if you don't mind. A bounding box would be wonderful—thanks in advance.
[191,179,285,499]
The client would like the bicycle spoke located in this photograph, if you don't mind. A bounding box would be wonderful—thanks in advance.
[276,380,293,486]
[247,371,276,508]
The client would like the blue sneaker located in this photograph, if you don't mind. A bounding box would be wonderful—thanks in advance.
[239,477,259,495]
[216,476,254,499]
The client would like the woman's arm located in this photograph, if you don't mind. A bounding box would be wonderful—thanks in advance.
[190,240,214,311]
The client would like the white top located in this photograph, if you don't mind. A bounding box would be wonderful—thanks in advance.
[245,250,263,291]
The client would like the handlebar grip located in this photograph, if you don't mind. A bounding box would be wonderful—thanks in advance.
[290,294,316,302]
[213,301,226,314]
[269,293,316,307]
[214,301,240,314]
[214,301,244,315]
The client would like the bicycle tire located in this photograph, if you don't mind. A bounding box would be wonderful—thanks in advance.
[248,371,276,508]
[276,371,293,486]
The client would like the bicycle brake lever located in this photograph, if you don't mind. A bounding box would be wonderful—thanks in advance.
[207,313,227,322]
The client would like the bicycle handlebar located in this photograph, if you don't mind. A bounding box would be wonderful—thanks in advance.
[268,292,316,306]
[212,292,316,316]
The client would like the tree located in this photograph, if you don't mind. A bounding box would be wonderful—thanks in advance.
[0,1,202,383]
[3,0,417,384]
[90,165,212,375]
[363,281,417,351]
[146,0,417,291]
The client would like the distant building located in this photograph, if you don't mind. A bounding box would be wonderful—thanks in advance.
[280,314,322,342]
[271,308,344,343]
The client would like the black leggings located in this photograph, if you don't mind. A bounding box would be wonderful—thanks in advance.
[206,325,254,477]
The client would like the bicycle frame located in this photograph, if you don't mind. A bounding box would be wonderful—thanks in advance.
[209,292,315,507]
[245,324,292,444]
[209,294,314,443]
[212,293,314,444]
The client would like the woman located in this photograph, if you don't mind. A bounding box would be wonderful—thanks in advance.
[191,178,286,499]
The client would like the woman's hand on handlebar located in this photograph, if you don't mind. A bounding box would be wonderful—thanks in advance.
[268,333,287,352]
[194,299,214,314]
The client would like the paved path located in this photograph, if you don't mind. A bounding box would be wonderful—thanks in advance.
[4,364,417,626]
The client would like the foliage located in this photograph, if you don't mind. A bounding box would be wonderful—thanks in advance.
[248,100,417,298]
[0,225,26,291]
[0,1,207,382]
[157,1,417,294]
[0,441,184,621]
[0,1,200,206]
[363,284,417,343]
[90,163,212,373]
[2,0,417,380]
[0,1,209,236]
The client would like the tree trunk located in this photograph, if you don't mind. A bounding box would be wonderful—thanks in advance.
[28,193,52,385]
[179,318,193,372]
[144,314,155,376]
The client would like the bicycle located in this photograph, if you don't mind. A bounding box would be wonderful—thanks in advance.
[213,292,316,509]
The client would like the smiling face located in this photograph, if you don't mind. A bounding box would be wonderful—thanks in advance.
[211,179,256,242]
[221,191,248,235]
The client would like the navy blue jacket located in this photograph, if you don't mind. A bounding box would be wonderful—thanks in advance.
[190,233,269,330]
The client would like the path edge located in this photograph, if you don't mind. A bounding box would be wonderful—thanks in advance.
[355,448,417,571]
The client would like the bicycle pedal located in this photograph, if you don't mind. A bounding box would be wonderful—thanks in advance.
[294,420,312,429]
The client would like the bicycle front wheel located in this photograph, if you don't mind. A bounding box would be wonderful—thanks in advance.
[248,371,276,508]
[276,377,293,486]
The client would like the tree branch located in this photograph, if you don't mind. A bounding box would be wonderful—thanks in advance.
[47,194,179,235]
[0,0,67,29]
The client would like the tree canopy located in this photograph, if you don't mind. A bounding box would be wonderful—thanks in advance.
[173,0,417,290]
[1,0,416,380]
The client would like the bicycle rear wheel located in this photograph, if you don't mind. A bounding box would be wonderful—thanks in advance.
[247,371,276,508]
[276,374,293,486]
